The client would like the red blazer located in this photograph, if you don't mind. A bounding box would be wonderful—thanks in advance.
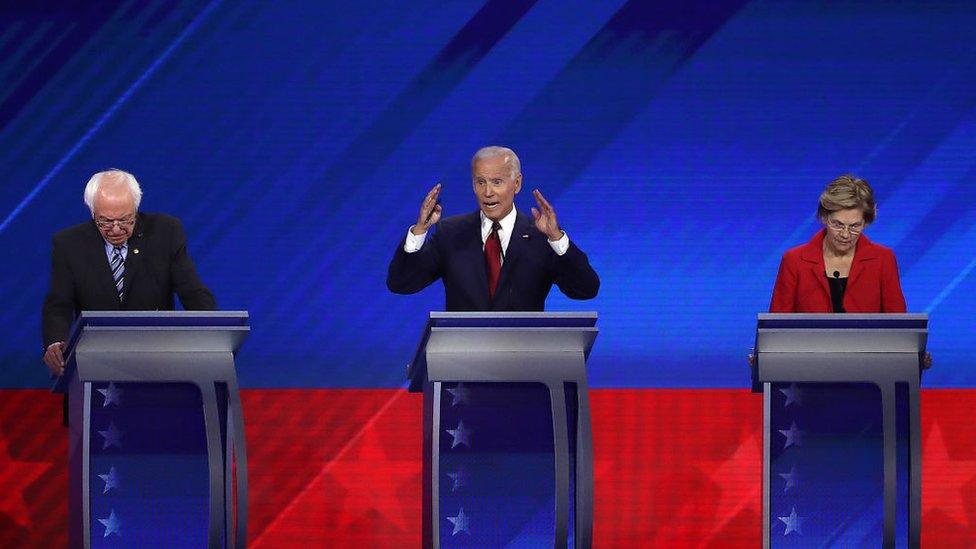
[770,229,906,313]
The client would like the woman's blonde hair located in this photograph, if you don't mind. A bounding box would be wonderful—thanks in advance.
[817,174,876,224]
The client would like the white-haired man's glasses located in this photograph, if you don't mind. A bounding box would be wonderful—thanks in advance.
[95,216,136,230]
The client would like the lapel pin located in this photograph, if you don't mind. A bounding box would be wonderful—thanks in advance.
[133,249,139,254]
[521,234,530,239]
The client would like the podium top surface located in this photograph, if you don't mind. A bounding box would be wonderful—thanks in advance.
[64,310,249,352]
[757,313,928,330]
[71,310,249,325]
[755,313,927,354]
[54,311,250,393]
[428,311,597,327]
[408,312,598,391]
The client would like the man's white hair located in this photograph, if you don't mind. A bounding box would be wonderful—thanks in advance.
[472,146,521,179]
[83,169,142,216]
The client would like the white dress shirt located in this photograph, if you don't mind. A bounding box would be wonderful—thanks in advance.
[403,208,569,259]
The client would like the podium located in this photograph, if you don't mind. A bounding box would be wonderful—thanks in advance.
[753,313,928,548]
[53,311,250,549]
[408,312,598,548]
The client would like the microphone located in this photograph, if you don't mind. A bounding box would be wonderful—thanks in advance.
[833,270,840,279]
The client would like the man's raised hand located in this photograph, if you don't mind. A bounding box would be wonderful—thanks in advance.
[531,189,563,241]
[412,183,443,235]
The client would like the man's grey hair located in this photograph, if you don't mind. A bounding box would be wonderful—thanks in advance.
[472,146,521,179]
[83,169,143,216]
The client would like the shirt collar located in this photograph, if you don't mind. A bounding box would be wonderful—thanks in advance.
[479,207,517,241]
[103,239,128,253]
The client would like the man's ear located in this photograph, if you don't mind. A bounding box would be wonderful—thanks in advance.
[515,174,522,193]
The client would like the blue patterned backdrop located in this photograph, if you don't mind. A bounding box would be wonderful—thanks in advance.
[1,0,974,389]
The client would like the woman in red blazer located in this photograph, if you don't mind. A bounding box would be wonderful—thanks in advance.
[770,175,906,313]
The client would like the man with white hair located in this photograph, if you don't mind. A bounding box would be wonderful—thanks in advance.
[42,169,216,390]
[387,146,599,310]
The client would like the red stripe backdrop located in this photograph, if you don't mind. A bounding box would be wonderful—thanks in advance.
[1,389,974,547]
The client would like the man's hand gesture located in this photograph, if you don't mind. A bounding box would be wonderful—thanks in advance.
[412,183,442,235]
[531,189,563,241]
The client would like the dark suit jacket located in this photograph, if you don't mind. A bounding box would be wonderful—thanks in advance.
[387,210,599,311]
[42,212,217,346]
[770,229,906,313]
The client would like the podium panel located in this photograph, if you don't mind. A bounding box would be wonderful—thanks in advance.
[55,311,249,549]
[410,312,597,549]
[85,382,210,547]
[754,314,926,549]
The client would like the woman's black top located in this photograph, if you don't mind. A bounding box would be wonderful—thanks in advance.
[827,273,848,313]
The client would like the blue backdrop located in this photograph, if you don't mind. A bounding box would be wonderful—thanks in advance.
[1,0,974,389]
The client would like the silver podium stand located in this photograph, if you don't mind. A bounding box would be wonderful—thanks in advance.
[53,311,249,549]
[409,312,598,548]
[755,313,928,548]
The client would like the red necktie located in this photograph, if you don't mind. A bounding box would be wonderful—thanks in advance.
[484,222,502,299]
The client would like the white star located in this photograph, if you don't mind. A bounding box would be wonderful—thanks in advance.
[445,383,470,406]
[778,505,804,536]
[98,509,122,537]
[446,420,471,449]
[446,507,470,535]
[778,464,797,492]
[778,421,802,449]
[447,467,467,492]
[98,466,120,493]
[779,383,801,407]
[98,422,123,450]
[97,382,123,407]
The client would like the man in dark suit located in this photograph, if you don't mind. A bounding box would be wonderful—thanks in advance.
[42,169,216,380]
[387,146,599,310]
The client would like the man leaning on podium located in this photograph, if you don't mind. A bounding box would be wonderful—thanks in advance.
[387,146,600,311]
[41,169,217,424]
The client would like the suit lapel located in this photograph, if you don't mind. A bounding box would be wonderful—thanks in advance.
[120,215,146,306]
[847,234,877,289]
[461,212,490,308]
[495,212,531,300]
[802,230,830,301]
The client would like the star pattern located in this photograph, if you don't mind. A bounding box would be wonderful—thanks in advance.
[98,466,120,494]
[447,467,468,492]
[0,432,54,529]
[8,388,976,546]
[98,422,123,450]
[98,509,122,537]
[446,420,471,449]
[778,421,802,449]
[97,382,123,407]
[701,432,762,543]
[446,507,470,535]
[326,427,416,531]
[445,383,470,406]
[778,464,797,493]
[922,422,976,526]
[779,383,802,407]
[778,505,804,535]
